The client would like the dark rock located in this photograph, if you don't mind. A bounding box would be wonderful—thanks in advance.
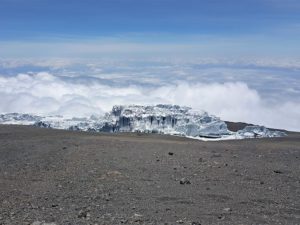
[34,121,51,128]
[78,209,90,219]
[179,178,191,185]
[273,170,283,174]
[168,152,174,156]
[218,215,225,220]
[120,219,128,223]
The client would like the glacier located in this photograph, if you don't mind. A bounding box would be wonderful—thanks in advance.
[0,105,286,140]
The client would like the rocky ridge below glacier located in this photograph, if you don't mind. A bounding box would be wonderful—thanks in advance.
[0,105,286,140]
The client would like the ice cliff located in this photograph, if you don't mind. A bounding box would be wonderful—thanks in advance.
[0,105,286,140]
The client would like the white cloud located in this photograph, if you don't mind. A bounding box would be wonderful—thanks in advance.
[0,72,300,131]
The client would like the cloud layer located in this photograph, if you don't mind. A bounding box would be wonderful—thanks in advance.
[0,72,299,131]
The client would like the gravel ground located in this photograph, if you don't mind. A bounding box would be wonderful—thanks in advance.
[0,125,299,225]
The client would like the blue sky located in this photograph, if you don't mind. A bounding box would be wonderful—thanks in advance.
[0,0,300,58]
[1,0,299,37]
[0,0,300,130]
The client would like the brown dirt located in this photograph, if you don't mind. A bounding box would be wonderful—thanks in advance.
[0,125,299,225]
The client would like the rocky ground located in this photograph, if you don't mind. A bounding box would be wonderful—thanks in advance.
[0,125,299,225]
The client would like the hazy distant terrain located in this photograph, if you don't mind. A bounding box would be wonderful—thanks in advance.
[0,125,299,225]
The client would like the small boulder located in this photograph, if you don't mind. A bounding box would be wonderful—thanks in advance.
[179,178,191,185]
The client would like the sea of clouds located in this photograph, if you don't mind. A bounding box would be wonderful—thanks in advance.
[0,58,299,131]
